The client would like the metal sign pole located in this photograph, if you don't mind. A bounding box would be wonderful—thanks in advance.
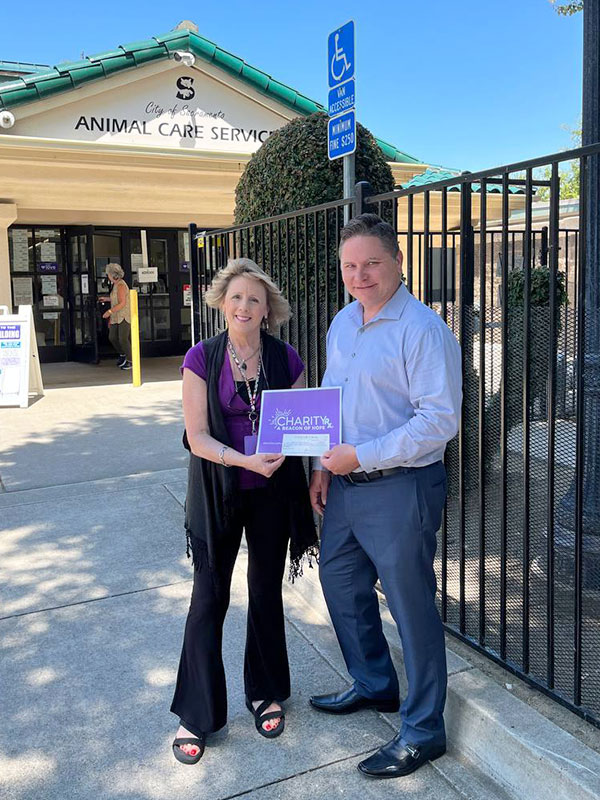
[328,20,356,305]
[342,152,355,304]
[343,152,355,225]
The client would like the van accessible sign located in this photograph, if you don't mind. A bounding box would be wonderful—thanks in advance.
[328,79,355,117]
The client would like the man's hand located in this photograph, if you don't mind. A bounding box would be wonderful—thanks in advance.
[309,470,331,516]
[320,444,360,476]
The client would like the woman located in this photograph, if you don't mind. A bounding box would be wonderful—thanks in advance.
[171,258,318,764]
[102,263,132,370]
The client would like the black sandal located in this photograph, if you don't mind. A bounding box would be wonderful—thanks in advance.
[172,733,206,764]
[246,698,285,739]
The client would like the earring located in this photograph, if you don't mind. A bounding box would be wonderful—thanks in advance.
[263,317,269,331]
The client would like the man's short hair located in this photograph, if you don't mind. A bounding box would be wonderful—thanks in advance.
[339,213,400,259]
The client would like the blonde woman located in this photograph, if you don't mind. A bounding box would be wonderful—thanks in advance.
[102,263,131,370]
[171,258,318,764]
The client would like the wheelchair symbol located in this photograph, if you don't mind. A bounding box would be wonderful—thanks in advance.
[330,33,351,83]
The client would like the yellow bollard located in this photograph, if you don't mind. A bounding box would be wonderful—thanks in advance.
[129,289,142,387]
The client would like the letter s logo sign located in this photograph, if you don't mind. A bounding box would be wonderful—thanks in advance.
[176,77,195,100]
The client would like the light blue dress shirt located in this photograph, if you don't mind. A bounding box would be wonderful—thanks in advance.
[318,282,462,472]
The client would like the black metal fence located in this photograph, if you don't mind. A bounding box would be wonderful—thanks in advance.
[189,143,600,728]
[189,198,353,389]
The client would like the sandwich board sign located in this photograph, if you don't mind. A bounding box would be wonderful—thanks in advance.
[0,305,44,408]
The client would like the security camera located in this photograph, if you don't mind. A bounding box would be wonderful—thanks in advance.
[173,51,196,67]
[0,110,15,129]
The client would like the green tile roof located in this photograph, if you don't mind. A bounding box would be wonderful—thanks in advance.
[0,29,422,164]
[0,60,51,75]
[403,167,526,194]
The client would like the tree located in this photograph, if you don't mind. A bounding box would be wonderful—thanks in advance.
[235,111,394,223]
[550,0,583,14]
[535,123,581,200]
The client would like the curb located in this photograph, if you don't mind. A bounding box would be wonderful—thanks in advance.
[445,668,600,800]
[285,558,600,800]
[0,467,188,508]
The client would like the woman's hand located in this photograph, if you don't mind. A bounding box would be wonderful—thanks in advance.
[244,453,285,477]
[102,310,111,320]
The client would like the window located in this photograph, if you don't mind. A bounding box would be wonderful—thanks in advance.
[9,227,67,350]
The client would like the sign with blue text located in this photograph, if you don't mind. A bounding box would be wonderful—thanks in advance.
[0,305,44,408]
[328,110,356,161]
[328,21,355,88]
[328,79,355,118]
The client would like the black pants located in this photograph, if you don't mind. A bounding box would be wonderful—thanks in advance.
[170,488,290,735]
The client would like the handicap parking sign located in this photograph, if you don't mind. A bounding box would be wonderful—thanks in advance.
[328,21,354,88]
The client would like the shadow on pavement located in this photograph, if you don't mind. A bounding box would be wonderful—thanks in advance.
[41,356,183,390]
[0,399,186,492]
[0,503,396,800]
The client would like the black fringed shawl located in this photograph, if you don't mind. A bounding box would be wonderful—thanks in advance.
[183,330,319,586]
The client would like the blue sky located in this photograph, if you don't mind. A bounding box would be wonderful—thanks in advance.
[0,0,583,171]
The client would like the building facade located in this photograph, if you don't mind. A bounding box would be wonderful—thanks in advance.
[0,25,429,362]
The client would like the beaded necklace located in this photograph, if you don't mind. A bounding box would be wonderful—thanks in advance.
[227,338,263,435]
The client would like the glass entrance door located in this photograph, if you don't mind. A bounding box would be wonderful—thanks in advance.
[93,231,123,360]
[67,227,99,363]
[129,230,186,356]
[146,234,172,343]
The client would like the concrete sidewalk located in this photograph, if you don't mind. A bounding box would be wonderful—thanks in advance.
[1,370,599,800]
[0,364,186,493]
[0,468,483,800]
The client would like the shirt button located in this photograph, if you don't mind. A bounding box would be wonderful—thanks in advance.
[345,377,349,382]
[351,353,356,358]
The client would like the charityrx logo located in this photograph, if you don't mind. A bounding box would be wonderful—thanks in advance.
[269,409,333,432]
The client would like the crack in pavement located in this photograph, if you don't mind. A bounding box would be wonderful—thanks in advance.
[0,578,192,622]
[214,747,378,800]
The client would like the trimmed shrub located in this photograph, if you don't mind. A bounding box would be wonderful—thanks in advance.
[234,111,395,223]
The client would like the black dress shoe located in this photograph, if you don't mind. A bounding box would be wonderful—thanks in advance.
[309,686,400,714]
[357,734,446,778]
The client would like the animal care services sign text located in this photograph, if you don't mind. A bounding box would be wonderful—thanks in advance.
[74,115,273,143]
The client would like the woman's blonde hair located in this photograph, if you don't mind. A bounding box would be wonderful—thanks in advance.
[105,263,125,280]
[204,257,291,330]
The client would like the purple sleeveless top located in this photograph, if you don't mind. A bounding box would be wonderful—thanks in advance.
[182,341,304,489]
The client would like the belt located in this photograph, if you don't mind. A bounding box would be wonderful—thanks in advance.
[341,466,413,484]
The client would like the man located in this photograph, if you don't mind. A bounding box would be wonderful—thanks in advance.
[309,213,462,779]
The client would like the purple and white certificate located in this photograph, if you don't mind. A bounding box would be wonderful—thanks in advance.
[256,387,342,456]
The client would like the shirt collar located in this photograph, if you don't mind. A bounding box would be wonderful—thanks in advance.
[347,282,410,327]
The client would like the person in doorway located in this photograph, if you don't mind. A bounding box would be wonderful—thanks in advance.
[171,257,318,765]
[102,263,132,370]
[308,214,462,779]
